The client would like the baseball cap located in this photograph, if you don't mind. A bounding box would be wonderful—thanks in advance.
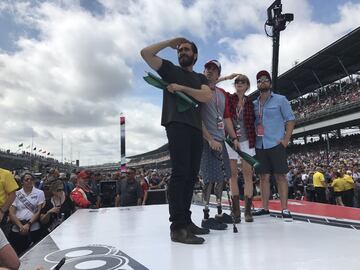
[77,170,90,180]
[256,70,271,81]
[204,60,221,75]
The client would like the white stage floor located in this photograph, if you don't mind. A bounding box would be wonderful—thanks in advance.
[20,204,360,270]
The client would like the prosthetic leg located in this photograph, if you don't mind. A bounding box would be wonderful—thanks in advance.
[214,181,236,224]
[201,182,227,230]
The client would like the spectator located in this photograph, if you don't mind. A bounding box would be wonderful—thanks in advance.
[0,168,19,235]
[313,167,327,203]
[70,171,97,209]
[40,180,74,234]
[331,171,345,206]
[8,172,45,255]
[115,168,143,207]
[148,172,164,190]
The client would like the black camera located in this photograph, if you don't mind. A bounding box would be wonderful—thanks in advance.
[266,0,294,33]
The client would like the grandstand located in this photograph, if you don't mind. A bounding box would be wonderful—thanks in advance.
[0,149,76,173]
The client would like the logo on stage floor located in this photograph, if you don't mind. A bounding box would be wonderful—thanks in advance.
[44,245,149,270]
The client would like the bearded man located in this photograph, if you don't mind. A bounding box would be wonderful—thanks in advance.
[141,38,212,244]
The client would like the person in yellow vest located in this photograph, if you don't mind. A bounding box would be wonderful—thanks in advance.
[0,168,19,234]
[342,169,354,207]
[312,167,327,203]
[331,171,346,206]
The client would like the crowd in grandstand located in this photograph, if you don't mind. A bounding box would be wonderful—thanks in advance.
[291,77,360,120]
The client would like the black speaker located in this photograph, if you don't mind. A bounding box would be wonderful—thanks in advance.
[99,181,117,207]
[146,189,168,205]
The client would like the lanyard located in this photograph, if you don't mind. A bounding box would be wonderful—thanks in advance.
[258,95,271,122]
[235,96,245,120]
[214,88,221,116]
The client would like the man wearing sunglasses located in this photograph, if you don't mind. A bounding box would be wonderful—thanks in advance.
[253,70,295,221]
[141,38,212,245]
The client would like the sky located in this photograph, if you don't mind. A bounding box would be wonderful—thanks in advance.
[0,0,359,166]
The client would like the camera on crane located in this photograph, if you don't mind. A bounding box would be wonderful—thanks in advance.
[265,0,294,34]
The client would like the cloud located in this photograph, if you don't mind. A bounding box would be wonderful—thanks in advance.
[1,0,359,164]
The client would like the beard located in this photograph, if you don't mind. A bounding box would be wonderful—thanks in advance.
[259,88,271,93]
[178,54,195,67]
[259,84,271,93]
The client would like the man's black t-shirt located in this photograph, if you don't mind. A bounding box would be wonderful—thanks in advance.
[157,59,208,131]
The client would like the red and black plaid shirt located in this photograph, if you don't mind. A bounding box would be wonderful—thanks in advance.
[227,93,256,148]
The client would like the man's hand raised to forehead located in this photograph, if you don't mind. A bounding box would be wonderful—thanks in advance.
[168,37,189,49]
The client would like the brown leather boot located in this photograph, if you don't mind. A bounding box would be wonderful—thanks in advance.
[244,196,254,222]
[231,195,241,223]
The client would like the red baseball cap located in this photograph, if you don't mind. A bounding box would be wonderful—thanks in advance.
[77,170,90,179]
[256,70,271,81]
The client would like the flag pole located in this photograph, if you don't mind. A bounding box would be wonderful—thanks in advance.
[30,131,33,170]
[120,113,126,172]
[61,134,64,164]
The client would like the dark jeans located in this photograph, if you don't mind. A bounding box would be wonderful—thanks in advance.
[9,228,43,255]
[166,122,203,231]
[342,189,354,207]
[314,187,327,203]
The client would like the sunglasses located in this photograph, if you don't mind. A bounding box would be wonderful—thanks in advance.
[257,78,270,83]
[235,79,247,84]
[56,189,64,192]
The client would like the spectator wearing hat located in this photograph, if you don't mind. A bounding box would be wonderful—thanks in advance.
[0,168,19,234]
[148,172,164,190]
[141,37,212,244]
[40,180,74,234]
[200,60,239,229]
[8,172,45,255]
[70,171,97,209]
[253,70,295,220]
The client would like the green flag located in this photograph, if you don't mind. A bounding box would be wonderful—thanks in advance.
[225,137,261,170]
[143,72,198,113]
[18,143,23,147]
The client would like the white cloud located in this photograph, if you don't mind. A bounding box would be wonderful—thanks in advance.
[0,0,359,165]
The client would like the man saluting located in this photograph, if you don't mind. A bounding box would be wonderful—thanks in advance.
[141,38,212,244]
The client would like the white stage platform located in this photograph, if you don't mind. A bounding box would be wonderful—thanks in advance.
[20,204,360,270]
